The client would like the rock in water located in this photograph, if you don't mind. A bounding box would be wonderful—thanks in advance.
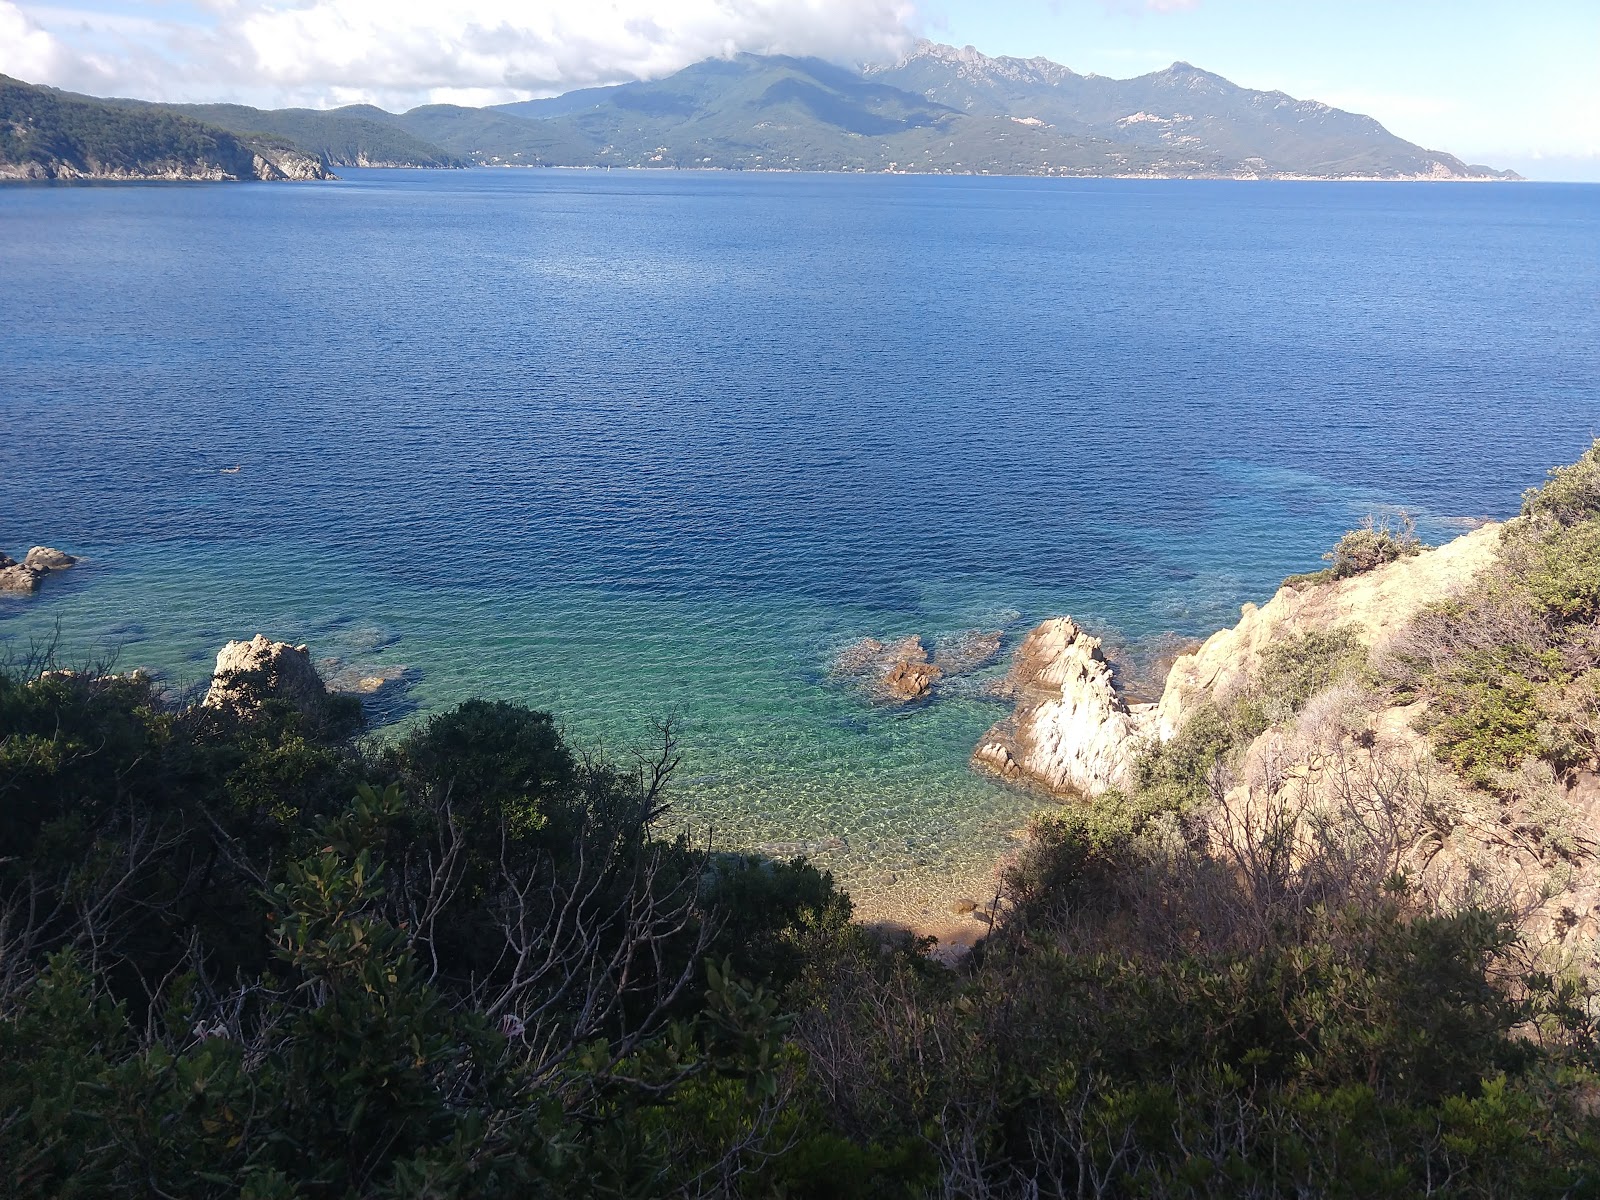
[0,563,44,592]
[0,545,76,592]
[932,629,1004,675]
[883,656,942,701]
[24,546,77,571]
[832,633,946,704]
[205,635,331,715]
[973,617,1154,796]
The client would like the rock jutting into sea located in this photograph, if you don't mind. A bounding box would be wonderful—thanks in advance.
[976,521,1505,798]
[205,635,335,716]
[973,618,1157,795]
[0,546,78,593]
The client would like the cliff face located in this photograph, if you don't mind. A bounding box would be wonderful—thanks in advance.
[1154,522,1503,739]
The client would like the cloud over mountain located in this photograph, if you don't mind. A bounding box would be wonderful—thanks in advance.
[3,0,920,108]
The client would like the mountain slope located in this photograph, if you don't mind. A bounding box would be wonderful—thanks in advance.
[0,76,330,181]
[467,43,1514,179]
[123,102,464,168]
[495,54,961,170]
[867,43,1515,179]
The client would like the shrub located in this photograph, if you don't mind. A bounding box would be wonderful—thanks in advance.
[1286,512,1425,587]
[1520,437,1600,527]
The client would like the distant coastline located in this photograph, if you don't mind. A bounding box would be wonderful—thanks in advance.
[4,43,1520,185]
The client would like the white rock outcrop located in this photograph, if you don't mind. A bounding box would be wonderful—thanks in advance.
[1154,522,1502,738]
[205,635,331,714]
[977,523,1505,798]
[973,618,1157,796]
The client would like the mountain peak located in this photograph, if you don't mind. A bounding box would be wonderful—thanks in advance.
[877,40,1081,88]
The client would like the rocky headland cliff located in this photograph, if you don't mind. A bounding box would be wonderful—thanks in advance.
[1,75,332,182]
[977,521,1504,799]
[978,507,1600,958]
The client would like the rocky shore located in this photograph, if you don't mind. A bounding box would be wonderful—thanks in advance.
[976,522,1504,798]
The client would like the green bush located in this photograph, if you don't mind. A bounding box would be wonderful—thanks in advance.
[1286,512,1425,587]
[1520,438,1600,527]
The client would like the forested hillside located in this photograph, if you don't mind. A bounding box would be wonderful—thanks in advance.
[0,76,329,181]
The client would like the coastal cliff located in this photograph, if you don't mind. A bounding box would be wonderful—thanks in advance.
[979,521,1503,798]
[981,467,1600,957]
[1,75,332,182]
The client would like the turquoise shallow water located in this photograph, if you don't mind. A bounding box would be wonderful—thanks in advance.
[2,171,1597,922]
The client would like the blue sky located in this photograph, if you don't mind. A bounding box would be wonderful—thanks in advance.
[3,0,1596,179]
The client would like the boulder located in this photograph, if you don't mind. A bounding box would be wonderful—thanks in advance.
[0,563,44,593]
[205,635,331,715]
[883,656,942,701]
[973,618,1155,796]
[24,546,77,571]
[832,634,941,704]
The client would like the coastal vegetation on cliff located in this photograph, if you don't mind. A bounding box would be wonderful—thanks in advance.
[5,446,1600,1197]
[0,76,329,181]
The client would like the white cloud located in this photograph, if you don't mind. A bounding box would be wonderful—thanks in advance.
[0,1,71,81]
[10,0,921,109]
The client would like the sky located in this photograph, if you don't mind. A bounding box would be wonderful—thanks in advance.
[3,0,1596,180]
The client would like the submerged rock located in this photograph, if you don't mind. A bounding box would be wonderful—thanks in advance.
[833,634,943,704]
[932,629,1004,675]
[883,655,942,701]
[973,618,1155,796]
[833,629,1003,706]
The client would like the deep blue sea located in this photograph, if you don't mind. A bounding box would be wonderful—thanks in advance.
[2,170,1597,921]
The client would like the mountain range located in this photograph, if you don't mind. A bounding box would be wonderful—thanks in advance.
[1,42,1517,182]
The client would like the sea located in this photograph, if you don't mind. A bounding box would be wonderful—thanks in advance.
[2,169,1597,924]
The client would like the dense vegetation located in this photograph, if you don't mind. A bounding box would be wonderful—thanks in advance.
[5,447,1600,1197]
[0,75,313,180]
[98,100,465,169]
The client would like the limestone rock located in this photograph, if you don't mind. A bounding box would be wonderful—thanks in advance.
[24,546,76,571]
[973,618,1155,796]
[205,635,330,715]
[1154,522,1502,739]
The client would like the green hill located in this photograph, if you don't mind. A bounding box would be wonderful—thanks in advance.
[0,75,329,181]
[100,99,465,168]
[5,44,1519,182]
[475,46,1515,178]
